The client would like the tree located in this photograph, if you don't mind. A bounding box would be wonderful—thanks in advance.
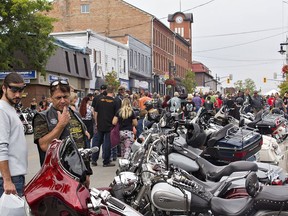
[278,77,288,96]
[181,70,197,93]
[234,78,256,93]
[105,71,120,91]
[234,80,244,92]
[0,0,56,73]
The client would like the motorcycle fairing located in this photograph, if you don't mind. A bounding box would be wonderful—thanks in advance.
[24,139,91,215]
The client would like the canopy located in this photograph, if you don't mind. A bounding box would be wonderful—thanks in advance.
[263,89,279,96]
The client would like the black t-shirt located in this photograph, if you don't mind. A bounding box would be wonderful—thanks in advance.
[95,95,116,132]
[92,93,104,110]
[116,111,136,131]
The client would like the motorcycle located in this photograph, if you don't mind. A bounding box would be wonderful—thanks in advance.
[23,137,143,216]
[112,132,288,215]
[240,105,288,143]
[195,107,284,165]
[16,107,33,134]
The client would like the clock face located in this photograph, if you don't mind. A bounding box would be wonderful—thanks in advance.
[175,16,183,24]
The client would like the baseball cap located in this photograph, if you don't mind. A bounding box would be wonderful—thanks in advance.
[100,84,107,90]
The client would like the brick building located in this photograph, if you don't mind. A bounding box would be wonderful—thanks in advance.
[191,61,217,92]
[45,0,193,95]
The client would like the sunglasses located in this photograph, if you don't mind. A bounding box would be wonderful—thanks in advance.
[53,95,70,100]
[50,80,69,87]
[7,84,26,93]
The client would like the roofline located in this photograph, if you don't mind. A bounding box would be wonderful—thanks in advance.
[50,30,129,50]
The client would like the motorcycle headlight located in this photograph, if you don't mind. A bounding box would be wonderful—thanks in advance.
[118,172,138,195]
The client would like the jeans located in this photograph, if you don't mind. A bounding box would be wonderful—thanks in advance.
[0,175,25,197]
[92,131,112,165]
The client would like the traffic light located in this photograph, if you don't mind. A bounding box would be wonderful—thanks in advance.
[263,77,267,83]
[227,78,230,84]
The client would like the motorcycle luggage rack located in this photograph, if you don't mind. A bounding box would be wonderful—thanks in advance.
[225,127,256,143]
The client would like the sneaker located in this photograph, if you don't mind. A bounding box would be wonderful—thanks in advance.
[103,163,115,167]
[91,161,97,166]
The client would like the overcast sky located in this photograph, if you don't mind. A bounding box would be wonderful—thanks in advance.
[124,0,288,93]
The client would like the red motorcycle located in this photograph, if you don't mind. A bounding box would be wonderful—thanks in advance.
[23,137,142,216]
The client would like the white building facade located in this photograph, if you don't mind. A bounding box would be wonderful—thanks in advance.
[51,30,129,91]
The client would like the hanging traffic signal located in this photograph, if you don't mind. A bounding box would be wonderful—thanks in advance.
[263,77,267,83]
[227,78,230,84]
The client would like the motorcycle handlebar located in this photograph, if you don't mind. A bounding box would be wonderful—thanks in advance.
[79,146,99,157]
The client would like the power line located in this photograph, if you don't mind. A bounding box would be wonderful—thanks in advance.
[193,26,288,39]
[193,30,288,53]
[193,55,283,62]
[210,61,279,69]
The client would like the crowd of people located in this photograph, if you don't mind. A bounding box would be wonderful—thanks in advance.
[2,72,288,198]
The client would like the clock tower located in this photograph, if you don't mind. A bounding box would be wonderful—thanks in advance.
[168,12,193,44]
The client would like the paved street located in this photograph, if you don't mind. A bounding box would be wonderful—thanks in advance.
[26,134,288,189]
[26,134,118,188]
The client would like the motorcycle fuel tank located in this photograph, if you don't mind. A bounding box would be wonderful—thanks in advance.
[151,182,211,213]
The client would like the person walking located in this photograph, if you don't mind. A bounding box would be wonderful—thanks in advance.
[79,96,94,147]
[112,98,138,159]
[168,92,181,112]
[0,72,28,196]
[30,97,38,112]
[33,80,92,187]
[92,85,117,167]
[251,91,264,114]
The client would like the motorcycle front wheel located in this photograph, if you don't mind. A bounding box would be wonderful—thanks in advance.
[23,124,28,134]
[254,211,288,216]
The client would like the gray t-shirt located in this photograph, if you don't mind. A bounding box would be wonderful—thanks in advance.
[0,100,28,177]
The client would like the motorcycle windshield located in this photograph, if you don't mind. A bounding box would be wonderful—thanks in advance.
[60,137,87,181]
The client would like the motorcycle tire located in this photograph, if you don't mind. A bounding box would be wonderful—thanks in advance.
[27,124,34,134]
[282,134,288,141]
[23,124,28,134]
[254,211,288,216]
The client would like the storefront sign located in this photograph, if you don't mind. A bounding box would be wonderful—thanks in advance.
[0,70,37,79]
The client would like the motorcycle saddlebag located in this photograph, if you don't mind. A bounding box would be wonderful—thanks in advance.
[203,128,262,163]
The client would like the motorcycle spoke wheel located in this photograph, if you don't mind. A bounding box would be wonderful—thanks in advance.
[255,211,288,216]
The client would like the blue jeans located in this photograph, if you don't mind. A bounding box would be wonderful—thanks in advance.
[0,175,25,197]
[92,131,112,165]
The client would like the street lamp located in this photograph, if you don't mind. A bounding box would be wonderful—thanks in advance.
[278,44,287,55]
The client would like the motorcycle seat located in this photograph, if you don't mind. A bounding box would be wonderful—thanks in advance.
[211,197,254,216]
[206,161,258,182]
[254,185,288,208]
[246,111,262,128]
[206,123,235,147]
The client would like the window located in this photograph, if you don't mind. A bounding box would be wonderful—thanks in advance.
[112,58,116,71]
[129,50,133,67]
[134,51,137,69]
[84,58,88,76]
[74,54,79,74]
[81,4,90,13]
[105,55,108,71]
[65,51,70,73]
[123,59,126,73]
[141,54,144,71]
[94,50,101,63]
[138,53,140,71]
